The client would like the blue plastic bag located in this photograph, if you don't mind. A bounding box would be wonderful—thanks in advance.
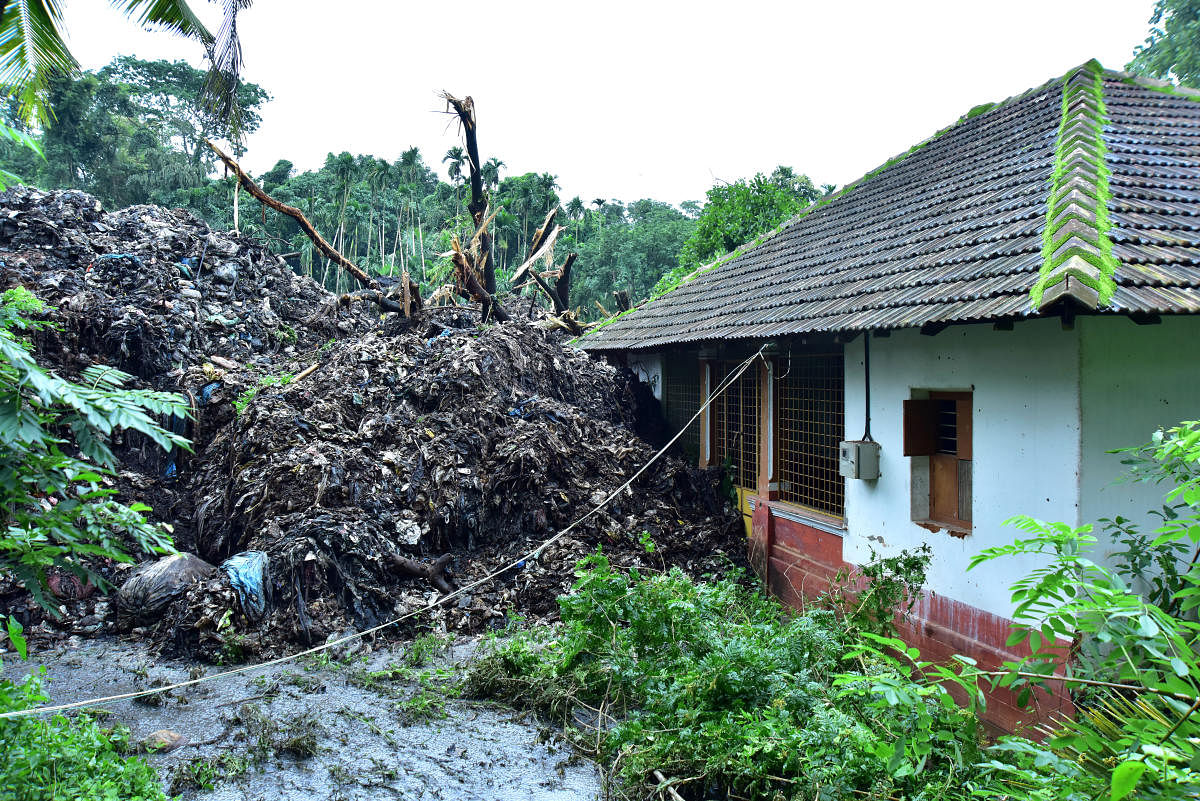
[221,550,269,622]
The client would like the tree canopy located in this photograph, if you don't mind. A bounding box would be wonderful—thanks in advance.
[1128,0,1200,87]
[678,166,825,270]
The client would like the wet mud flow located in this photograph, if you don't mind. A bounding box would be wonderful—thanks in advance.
[7,637,602,800]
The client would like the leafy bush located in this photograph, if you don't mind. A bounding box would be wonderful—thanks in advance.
[467,552,981,800]
[0,670,166,801]
[962,420,1200,800]
[0,286,189,609]
[825,544,933,636]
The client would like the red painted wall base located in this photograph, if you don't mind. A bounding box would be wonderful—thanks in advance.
[751,501,1073,735]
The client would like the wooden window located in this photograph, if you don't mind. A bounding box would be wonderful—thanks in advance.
[713,362,759,491]
[777,352,845,517]
[662,357,701,464]
[904,391,972,532]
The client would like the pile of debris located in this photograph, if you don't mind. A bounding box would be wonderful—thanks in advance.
[0,188,743,660]
[0,186,373,387]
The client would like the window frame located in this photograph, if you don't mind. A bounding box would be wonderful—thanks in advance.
[774,350,846,521]
[904,390,973,534]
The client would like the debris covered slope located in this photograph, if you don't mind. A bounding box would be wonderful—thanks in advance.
[178,309,741,653]
[0,188,742,655]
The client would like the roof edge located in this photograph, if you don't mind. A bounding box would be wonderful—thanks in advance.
[618,63,1073,314]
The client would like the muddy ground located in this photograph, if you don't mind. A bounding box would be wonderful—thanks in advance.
[4,634,603,800]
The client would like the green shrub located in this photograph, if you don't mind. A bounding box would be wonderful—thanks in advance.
[0,286,189,609]
[0,671,166,800]
[233,371,294,416]
[467,552,980,799]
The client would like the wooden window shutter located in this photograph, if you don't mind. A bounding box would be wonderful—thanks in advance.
[955,398,973,460]
[903,399,937,456]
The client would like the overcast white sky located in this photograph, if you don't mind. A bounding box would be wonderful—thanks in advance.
[64,0,1157,208]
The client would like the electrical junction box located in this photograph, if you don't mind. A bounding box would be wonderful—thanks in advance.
[839,440,881,480]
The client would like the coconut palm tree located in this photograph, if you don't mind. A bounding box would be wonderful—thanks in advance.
[566,196,584,241]
[482,157,504,192]
[0,0,245,128]
[443,146,465,207]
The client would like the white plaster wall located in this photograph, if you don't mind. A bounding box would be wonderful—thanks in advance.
[842,318,1082,619]
[1079,315,1200,555]
[627,352,663,401]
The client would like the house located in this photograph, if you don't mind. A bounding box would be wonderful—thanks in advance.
[580,61,1200,732]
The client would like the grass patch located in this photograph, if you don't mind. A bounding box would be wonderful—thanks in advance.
[234,371,294,416]
[169,702,324,793]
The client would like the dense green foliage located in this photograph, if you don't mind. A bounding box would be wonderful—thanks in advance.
[0,287,187,610]
[677,166,826,270]
[466,551,980,800]
[1129,1,1200,88]
[648,166,829,300]
[961,421,1200,800]
[1,57,268,208]
[0,670,167,801]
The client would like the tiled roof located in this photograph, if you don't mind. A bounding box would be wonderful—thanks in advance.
[582,62,1200,351]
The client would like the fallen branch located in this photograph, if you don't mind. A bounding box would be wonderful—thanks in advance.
[390,553,454,594]
[652,770,688,801]
[536,310,584,336]
[337,288,403,314]
[292,363,320,383]
[511,209,559,290]
[511,224,564,311]
[204,139,379,292]
[337,281,422,316]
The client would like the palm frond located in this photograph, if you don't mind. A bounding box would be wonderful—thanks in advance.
[0,0,75,126]
[108,0,212,44]
[201,0,252,133]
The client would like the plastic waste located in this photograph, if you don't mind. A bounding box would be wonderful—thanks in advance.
[116,553,215,621]
[221,550,269,622]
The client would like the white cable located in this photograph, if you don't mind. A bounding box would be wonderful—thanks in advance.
[1,346,766,718]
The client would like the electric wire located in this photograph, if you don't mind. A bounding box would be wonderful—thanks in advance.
[0,345,767,719]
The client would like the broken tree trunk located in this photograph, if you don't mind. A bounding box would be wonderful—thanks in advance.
[390,553,454,594]
[556,253,577,311]
[511,219,565,312]
[442,92,498,314]
[450,238,510,322]
[204,139,389,298]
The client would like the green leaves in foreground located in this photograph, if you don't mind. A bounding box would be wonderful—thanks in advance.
[0,287,189,610]
[0,670,167,801]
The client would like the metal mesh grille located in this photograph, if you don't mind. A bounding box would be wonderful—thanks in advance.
[662,358,701,463]
[777,352,844,516]
[713,362,759,490]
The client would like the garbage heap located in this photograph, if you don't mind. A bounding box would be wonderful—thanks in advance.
[0,186,370,386]
[0,188,743,659]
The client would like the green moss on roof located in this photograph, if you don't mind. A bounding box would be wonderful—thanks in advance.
[1031,59,1118,309]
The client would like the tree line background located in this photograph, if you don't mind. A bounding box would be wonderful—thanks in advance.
[0,56,829,318]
